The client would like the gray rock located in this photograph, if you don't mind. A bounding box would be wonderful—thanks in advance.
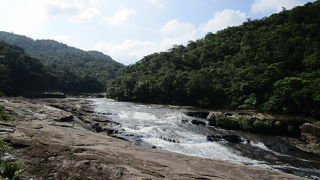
[191,119,206,126]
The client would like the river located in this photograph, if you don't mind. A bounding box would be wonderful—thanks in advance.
[91,98,320,180]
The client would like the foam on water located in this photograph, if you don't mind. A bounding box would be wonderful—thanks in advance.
[91,98,320,179]
[91,98,270,168]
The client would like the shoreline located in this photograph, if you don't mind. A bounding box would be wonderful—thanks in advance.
[0,97,307,179]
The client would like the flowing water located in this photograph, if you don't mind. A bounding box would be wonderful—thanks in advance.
[91,98,320,179]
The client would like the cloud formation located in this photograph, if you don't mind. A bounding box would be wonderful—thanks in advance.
[94,8,248,64]
[95,19,197,64]
[251,0,313,14]
[105,9,136,26]
[199,9,246,34]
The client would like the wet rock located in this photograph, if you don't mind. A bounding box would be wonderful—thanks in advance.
[97,112,112,116]
[50,122,74,128]
[83,109,95,114]
[103,127,114,135]
[207,112,215,120]
[92,123,103,132]
[0,128,15,133]
[191,119,206,126]
[162,138,179,143]
[56,115,74,122]
[0,121,15,127]
[184,111,209,118]
[207,135,243,143]
[93,117,112,123]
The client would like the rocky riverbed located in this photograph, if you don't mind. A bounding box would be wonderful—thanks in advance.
[0,97,313,179]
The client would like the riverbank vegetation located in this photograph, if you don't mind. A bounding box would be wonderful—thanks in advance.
[208,115,303,136]
[106,1,320,118]
[0,108,24,179]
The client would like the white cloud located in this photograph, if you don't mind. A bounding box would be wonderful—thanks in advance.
[105,9,136,26]
[251,0,313,14]
[199,9,246,34]
[52,35,71,44]
[145,0,168,9]
[95,40,157,65]
[161,19,196,37]
[94,19,197,64]
[70,8,100,23]
[28,0,100,23]
[0,1,48,37]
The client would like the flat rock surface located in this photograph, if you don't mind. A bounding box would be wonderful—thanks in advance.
[0,98,302,180]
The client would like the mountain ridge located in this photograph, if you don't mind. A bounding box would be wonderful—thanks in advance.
[0,31,124,87]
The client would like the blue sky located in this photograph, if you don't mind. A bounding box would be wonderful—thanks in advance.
[0,0,315,64]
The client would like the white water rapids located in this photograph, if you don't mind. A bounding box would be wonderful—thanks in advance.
[91,98,320,179]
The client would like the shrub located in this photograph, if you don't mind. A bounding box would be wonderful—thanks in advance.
[0,139,25,179]
[252,120,272,133]
[0,106,10,121]
[239,118,255,131]
[0,161,24,179]
[210,115,240,130]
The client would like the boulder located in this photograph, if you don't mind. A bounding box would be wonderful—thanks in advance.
[207,135,243,143]
[184,111,209,119]
[300,122,320,143]
[191,119,206,126]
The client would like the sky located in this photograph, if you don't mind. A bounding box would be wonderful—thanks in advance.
[0,0,315,65]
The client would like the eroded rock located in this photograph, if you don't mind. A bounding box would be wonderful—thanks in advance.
[300,122,320,143]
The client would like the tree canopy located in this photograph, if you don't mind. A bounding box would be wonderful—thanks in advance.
[107,1,320,118]
[0,32,124,93]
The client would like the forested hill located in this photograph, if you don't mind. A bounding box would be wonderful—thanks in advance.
[0,31,124,86]
[107,1,320,118]
[0,40,112,95]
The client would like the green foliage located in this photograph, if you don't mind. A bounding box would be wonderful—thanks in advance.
[209,115,240,130]
[0,139,24,179]
[106,1,320,118]
[0,161,24,180]
[0,139,10,154]
[0,32,124,94]
[0,106,10,121]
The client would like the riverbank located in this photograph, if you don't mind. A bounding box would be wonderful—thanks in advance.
[0,97,308,179]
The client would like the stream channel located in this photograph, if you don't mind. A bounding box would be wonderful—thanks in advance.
[91,98,320,179]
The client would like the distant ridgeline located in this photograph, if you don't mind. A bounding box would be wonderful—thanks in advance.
[107,1,320,118]
[0,32,124,95]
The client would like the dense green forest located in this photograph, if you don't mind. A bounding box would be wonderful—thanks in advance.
[107,1,320,118]
[0,32,124,93]
[0,40,118,96]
